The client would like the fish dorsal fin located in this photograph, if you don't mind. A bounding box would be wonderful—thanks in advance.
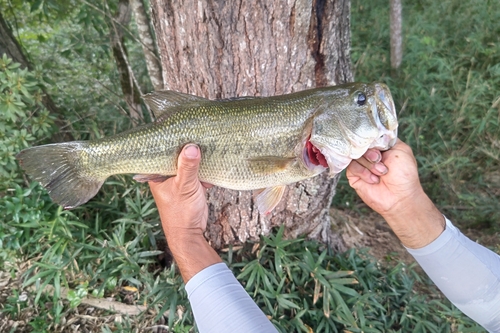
[247,156,296,174]
[143,91,209,120]
[254,185,286,215]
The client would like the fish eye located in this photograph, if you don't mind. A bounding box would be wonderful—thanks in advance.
[356,92,366,106]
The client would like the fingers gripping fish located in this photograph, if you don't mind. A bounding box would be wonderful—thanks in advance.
[16,82,398,214]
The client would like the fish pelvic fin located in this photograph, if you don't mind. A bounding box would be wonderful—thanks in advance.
[133,174,170,183]
[254,185,286,215]
[16,142,104,209]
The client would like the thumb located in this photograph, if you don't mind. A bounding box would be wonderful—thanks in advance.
[176,144,201,187]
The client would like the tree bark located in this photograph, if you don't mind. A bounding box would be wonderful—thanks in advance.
[0,11,30,69]
[131,0,164,90]
[109,0,144,123]
[150,0,352,250]
[390,0,402,69]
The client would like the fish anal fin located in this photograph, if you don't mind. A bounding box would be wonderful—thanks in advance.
[254,185,286,215]
[133,174,170,183]
[142,91,209,120]
[247,156,296,174]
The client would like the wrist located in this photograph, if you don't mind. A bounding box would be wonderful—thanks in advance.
[166,231,222,283]
[166,230,204,258]
[382,193,446,249]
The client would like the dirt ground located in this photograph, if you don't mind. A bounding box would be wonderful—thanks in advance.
[332,206,500,266]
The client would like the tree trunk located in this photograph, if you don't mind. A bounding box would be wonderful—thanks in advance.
[390,0,402,69]
[131,0,164,90]
[150,0,352,250]
[0,11,30,69]
[109,0,144,124]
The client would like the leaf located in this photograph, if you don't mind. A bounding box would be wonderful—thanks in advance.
[30,0,44,12]
[276,294,300,310]
[138,250,163,257]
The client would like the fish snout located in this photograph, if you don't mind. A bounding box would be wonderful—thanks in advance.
[370,83,398,150]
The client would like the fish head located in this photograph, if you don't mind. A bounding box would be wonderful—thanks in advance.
[307,82,398,176]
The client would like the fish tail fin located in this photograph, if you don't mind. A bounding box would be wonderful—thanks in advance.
[16,142,104,209]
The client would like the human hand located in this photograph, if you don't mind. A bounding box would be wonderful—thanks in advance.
[149,144,221,282]
[346,139,425,218]
[149,144,211,238]
[347,139,445,248]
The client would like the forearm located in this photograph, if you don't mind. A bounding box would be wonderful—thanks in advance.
[382,192,445,249]
[407,218,500,332]
[167,231,277,332]
[166,232,222,283]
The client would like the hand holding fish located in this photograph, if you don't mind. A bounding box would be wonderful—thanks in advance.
[149,144,221,283]
[346,139,445,248]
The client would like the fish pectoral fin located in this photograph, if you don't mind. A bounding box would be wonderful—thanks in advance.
[142,91,209,120]
[247,156,296,174]
[254,185,286,215]
[133,174,170,183]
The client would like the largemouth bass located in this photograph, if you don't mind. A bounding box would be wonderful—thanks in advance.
[16,82,398,214]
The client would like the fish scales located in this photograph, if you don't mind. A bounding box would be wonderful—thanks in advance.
[82,93,321,188]
[16,83,398,212]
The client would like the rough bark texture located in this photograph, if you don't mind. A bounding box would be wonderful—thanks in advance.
[0,12,30,69]
[131,0,164,90]
[110,0,143,123]
[150,0,352,250]
[390,0,402,69]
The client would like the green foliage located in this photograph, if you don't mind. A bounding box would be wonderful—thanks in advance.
[0,54,59,275]
[0,55,56,186]
[344,0,500,228]
[223,227,484,333]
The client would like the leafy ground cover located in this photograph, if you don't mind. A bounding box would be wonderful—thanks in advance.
[1,0,499,332]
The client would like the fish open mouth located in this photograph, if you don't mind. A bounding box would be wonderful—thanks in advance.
[304,135,357,176]
[304,135,328,168]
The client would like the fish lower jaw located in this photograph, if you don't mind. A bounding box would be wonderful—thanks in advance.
[369,133,398,151]
[314,145,354,176]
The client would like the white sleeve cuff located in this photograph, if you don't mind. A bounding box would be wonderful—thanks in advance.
[185,262,278,333]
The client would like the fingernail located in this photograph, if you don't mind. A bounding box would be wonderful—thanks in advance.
[374,163,388,174]
[365,150,381,163]
[184,144,199,158]
[370,174,380,183]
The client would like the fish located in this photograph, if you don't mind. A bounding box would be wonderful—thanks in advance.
[16,82,398,214]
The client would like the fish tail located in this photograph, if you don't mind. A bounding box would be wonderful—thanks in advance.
[16,142,104,209]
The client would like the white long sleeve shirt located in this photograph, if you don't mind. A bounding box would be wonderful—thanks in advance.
[406,218,500,332]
